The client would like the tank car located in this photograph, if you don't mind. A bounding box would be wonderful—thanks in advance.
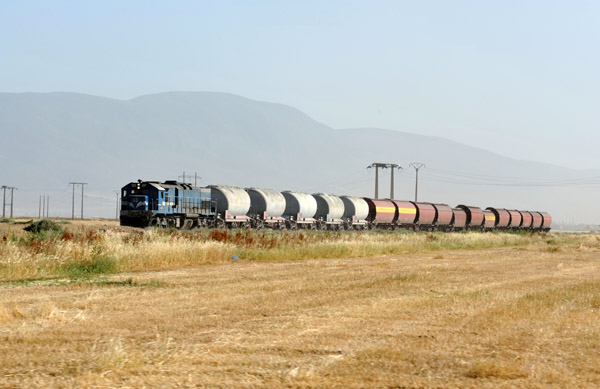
[457,205,485,231]
[209,185,251,228]
[246,187,287,229]
[281,191,318,229]
[431,204,453,232]
[540,212,552,232]
[412,202,436,231]
[519,211,533,229]
[482,209,496,231]
[507,210,523,230]
[530,211,544,230]
[451,208,467,231]
[364,198,397,229]
[392,200,417,228]
[313,193,345,230]
[486,207,511,230]
[341,196,370,229]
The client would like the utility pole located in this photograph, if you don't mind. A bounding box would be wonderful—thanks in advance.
[70,184,75,219]
[389,164,401,199]
[39,196,42,219]
[367,163,385,198]
[1,186,7,218]
[69,182,87,220]
[81,184,86,219]
[178,171,201,186]
[9,187,16,218]
[114,191,120,220]
[367,163,401,199]
[410,163,425,202]
[46,196,49,218]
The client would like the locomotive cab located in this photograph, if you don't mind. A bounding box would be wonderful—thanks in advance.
[120,180,161,226]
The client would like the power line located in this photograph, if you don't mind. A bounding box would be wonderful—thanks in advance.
[420,171,600,187]
[425,167,600,187]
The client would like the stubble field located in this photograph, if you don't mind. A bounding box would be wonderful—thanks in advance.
[1,219,600,387]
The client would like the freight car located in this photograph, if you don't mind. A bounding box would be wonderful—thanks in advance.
[120,179,552,232]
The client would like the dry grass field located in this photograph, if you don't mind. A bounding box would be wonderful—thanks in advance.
[1,219,600,387]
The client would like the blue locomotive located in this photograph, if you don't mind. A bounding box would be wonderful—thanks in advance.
[120,180,214,228]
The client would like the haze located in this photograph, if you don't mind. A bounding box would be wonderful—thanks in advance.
[2,1,599,169]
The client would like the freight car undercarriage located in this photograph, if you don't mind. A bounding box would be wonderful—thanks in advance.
[121,212,550,232]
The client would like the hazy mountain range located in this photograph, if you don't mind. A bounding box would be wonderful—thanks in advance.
[1,91,597,225]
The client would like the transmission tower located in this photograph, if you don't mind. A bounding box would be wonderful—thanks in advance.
[367,163,402,199]
[2,186,17,218]
[69,182,88,219]
[410,163,425,202]
[178,171,201,186]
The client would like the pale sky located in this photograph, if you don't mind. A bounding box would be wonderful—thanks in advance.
[1,0,599,170]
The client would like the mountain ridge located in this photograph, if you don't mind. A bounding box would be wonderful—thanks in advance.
[0,91,597,223]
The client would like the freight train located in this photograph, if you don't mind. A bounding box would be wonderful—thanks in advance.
[119,179,552,232]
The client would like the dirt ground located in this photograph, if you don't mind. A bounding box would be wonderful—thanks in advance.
[1,239,599,388]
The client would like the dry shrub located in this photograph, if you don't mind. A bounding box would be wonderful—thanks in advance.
[208,229,228,243]
[61,230,74,241]
[0,229,590,281]
[83,229,102,243]
[121,231,145,245]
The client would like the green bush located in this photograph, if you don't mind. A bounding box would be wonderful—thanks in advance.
[60,254,118,280]
[24,219,64,233]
